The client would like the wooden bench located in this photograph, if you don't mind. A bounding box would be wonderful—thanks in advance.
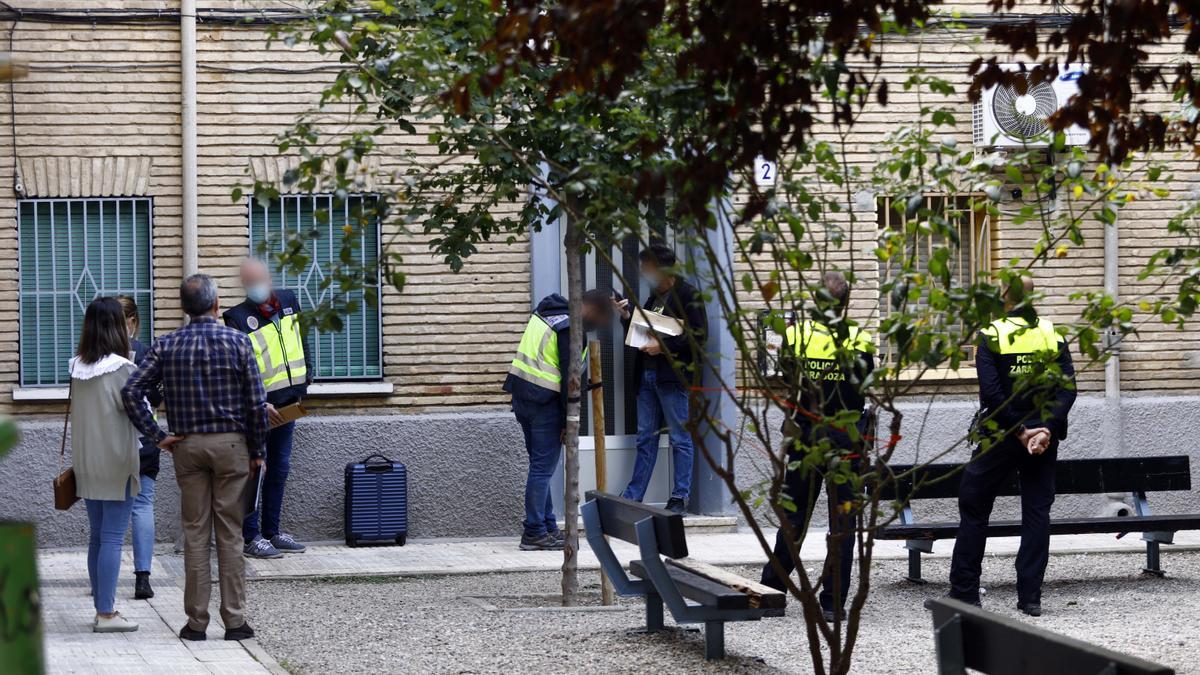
[878,456,1199,583]
[927,597,1174,674]
[581,491,786,660]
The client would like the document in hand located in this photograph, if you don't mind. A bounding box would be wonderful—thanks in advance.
[242,464,265,517]
[269,401,307,429]
[625,308,684,349]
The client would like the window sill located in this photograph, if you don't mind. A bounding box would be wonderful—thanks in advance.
[893,366,977,383]
[12,387,69,401]
[306,381,394,397]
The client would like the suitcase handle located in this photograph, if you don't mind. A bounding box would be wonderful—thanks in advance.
[361,454,396,473]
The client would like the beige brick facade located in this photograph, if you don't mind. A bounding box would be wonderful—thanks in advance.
[0,0,1195,424]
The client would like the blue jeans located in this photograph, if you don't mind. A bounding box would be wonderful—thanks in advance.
[86,487,135,615]
[243,421,294,542]
[130,475,156,573]
[622,370,694,504]
[512,395,563,538]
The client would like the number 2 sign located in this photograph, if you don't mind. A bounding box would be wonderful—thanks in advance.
[754,157,777,187]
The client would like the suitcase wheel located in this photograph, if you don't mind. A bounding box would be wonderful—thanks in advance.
[395,534,407,547]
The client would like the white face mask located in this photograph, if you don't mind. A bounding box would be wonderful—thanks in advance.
[641,270,663,289]
[246,283,271,304]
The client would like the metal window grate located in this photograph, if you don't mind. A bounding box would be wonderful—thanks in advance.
[877,194,992,363]
[248,194,383,380]
[17,197,154,387]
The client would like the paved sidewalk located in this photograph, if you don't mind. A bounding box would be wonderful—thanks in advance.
[36,527,1200,673]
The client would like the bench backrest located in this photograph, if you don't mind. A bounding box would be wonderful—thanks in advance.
[880,456,1192,502]
[928,598,1173,674]
[585,491,688,559]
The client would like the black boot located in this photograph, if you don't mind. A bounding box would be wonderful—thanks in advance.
[134,571,154,600]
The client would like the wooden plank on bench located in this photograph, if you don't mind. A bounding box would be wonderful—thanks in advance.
[881,513,1200,540]
[929,598,1174,674]
[585,491,688,558]
[881,456,1192,502]
[629,560,751,611]
[666,558,787,609]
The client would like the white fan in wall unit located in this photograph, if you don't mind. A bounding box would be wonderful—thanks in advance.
[973,63,1090,148]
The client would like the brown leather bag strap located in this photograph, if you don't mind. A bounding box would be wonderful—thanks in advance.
[59,378,72,471]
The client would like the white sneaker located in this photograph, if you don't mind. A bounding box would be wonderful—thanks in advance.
[94,612,138,633]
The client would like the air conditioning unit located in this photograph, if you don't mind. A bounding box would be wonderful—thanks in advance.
[973,64,1090,148]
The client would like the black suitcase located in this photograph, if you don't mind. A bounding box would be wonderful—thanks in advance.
[344,454,408,547]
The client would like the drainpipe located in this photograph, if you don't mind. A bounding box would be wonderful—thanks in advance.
[1103,217,1122,454]
[181,0,198,277]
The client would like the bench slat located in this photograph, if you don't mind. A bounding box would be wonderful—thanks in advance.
[880,456,1192,502]
[585,491,688,559]
[880,513,1200,540]
[629,559,751,611]
[666,558,787,609]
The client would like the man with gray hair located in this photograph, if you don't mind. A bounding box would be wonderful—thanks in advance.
[123,274,268,642]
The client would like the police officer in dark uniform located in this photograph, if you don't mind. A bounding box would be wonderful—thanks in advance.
[760,271,875,623]
[945,278,1077,616]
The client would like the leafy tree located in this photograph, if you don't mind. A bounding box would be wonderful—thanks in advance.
[253,1,1200,671]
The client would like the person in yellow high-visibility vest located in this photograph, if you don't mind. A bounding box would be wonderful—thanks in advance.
[503,290,616,551]
[760,271,875,624]
[223,258,312,559]
[936,277,1076,617]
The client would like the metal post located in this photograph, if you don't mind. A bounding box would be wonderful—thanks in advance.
[589,341,614,606]
[704,621,725,660]
[645,592,664,632]
[908,549,925,583]
[933,614,966,675]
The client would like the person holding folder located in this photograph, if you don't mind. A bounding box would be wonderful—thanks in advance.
[223,257,312,559]
[618,243,707,515]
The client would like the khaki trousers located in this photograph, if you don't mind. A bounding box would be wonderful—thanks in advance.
[173,432,251,632]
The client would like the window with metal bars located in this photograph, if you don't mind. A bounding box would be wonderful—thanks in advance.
[876,194,992,363]
[248,194,382,380]
[18,197,154,387]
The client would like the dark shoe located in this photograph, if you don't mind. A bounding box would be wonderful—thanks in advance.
[1017,601,1042,617]
[665,497,687,515]
[519,533,564,551]
[179,625,207,641]
[243,535,284,559]
[224,622,255,641]
[925,595,981,611]
[134,571,154,600]
[269,533,306,554]
[548,529,565,543]
[821,608,840,623]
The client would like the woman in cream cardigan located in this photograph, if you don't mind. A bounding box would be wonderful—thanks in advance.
[71,297,142,633]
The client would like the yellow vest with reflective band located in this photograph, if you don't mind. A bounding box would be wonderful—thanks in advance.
[247,313,308,393]
[786,320,874,359]
[508,314,587,393]
[982,316,1062,355]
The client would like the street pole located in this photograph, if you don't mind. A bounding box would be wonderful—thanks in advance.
[588,340,613,606]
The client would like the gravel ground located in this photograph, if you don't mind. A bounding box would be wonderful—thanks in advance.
[250,550,1200,674]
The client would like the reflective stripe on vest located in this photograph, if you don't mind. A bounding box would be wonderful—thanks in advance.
[785,321,874,359]
[508,314,587,393]
[247,313,308,393]
[983,317,1062,355]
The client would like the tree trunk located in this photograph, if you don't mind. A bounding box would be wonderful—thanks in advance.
[561,218,585,606]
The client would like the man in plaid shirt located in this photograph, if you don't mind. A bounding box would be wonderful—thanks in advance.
[122,274,268,643]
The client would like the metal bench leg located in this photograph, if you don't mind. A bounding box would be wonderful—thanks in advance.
[645,592,664,632]
[704,621,725,660]
[1143,541,1165,577]
[907,549,926,584]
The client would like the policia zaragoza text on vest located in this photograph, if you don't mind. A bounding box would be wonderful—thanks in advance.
[939,278,1077,618]
[760,271,875,624]
[222,258,312,560]
[503,291,615,552]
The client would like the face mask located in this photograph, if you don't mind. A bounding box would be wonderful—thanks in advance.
[582,319,599,333]
[641,271,663,289]
[246,284,271,305]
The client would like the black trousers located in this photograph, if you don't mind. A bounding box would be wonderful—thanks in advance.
[949,435,1058,604]
[760,455,856,612]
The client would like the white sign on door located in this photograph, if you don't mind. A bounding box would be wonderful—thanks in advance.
[754,157,777,187]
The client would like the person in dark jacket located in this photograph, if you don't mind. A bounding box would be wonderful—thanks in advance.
[504,291,614,551]
[942,278,1077,617]
[618,244,708,514]
[760,272,874,623]
[222,258,312,559]
[116,295,162,601]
